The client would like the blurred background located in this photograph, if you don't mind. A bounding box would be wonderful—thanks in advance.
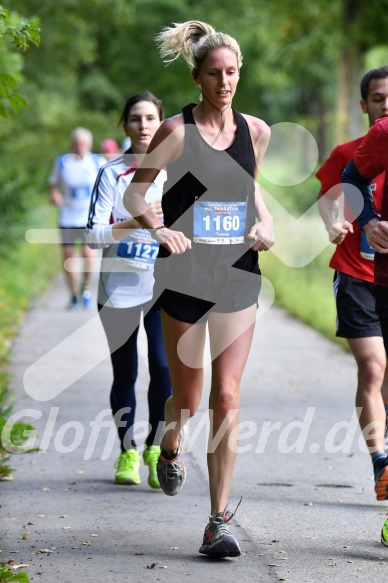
[2,0,388,347]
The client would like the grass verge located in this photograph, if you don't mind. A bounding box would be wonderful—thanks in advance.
[0,201,60,478]
[260,244,347,351]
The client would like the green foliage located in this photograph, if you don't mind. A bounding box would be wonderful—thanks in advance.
[0,383,36,477]
[0,203,60,477]
[260,244,347,348]
[0,4,40,118]
[0,562,29,582]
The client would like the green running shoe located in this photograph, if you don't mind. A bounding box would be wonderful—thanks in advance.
[143,445,161,489]
[114,449,141,485]
[381,518,388,547]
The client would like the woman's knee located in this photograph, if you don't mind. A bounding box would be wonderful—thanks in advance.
[209,382,240,415]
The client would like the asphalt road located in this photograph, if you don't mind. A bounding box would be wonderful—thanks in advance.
[1,272,388,583]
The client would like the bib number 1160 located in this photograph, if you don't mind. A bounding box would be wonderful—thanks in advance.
[203,215,240,232]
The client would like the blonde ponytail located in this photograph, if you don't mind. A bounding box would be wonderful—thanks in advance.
[155,20,242,71]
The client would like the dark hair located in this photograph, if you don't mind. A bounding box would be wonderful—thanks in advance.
[360,66,388,100]
[118,91,164,127]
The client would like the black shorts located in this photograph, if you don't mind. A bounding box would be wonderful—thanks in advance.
[333,271,381,338]
[375,285,388,352]
[60,227,87,246]
[157,289,258,324]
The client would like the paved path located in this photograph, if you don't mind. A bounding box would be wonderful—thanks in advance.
[1,273,388,582]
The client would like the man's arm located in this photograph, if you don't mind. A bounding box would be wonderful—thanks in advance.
[342,159,388,253]
[342,159,379,230]
[316,144,354,245]
[317,191,353,244]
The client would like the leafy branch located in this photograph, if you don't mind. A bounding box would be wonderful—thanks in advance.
[0,561,29,582]
[0,4,40,119]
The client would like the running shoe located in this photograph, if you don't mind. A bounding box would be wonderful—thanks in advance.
[375,456,388,501]
[81,285,93,308]
[143,445,161,489]
[199,499,242,558]
[114,449,141,485]
[67,296,79,311]
[381,517,388,547]
[157,434,186,496]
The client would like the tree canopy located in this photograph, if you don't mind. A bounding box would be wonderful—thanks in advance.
[1,0,388,241]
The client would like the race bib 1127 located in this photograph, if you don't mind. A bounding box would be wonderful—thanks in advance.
[117,230,159,270]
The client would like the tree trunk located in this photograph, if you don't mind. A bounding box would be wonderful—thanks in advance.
[335,0,367,144]
[336,42,364,144]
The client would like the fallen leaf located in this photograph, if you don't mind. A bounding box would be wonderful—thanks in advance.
[27,521,34,525]
[25,531,31,535]
[21,535,27,540]
[60,515,67,519]
[242,538,253,542]
[146,563,157,569]
[82,541,91,546]
[9,564,29,570]
[39,549,53,554]
[170,546,179,550]
[42,488,50,492]
[91,534,98,537]
[327,563,336,566]
[38,514,46,518]
[268,564,278,567]
[63,526,72,530]
[134,552,144,556]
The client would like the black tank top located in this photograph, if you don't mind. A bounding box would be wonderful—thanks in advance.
[155,103,260,304]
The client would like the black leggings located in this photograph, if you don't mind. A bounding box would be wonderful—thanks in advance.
[98,303,171,451]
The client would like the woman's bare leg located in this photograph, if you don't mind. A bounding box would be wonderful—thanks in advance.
[207,305,257,515]
[160,309,206,455]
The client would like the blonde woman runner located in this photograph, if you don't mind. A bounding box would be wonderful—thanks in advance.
[124,21,274,558]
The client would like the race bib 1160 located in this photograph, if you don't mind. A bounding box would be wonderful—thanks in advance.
[193,201,247,244]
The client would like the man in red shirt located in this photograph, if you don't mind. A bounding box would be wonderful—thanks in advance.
[318,66,388,501]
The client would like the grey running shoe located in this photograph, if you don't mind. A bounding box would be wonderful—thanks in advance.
[199,499,242,558]
[157,438,186,496]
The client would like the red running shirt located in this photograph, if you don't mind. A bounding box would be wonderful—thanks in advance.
[353,117,388,286]
[316,136,385,283]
